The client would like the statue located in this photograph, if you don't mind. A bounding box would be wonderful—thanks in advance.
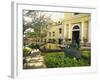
[64,40,82,59]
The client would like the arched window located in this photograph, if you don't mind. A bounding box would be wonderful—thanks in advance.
[73,25,79,29]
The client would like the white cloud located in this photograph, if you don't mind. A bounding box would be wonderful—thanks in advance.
[44,12,64,21]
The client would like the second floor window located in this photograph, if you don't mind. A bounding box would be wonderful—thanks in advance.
[53,32,55,36]
[49,32,51,37]
[59,28,62,34]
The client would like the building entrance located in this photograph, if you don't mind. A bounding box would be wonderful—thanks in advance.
[72,25,80,45]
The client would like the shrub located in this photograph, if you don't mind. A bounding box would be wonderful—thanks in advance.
[28,43,40,49]
[81,48,90,57]
[81,48,91,51]
[23,47,32,57]
[44,52,89,68]
[81,50,91,65]
[28,43,35,49]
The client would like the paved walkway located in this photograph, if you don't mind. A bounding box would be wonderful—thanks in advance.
[23,50,46,69]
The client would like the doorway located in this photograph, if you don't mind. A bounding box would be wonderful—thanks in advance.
[72,25,80,45]
[72,31,80,45]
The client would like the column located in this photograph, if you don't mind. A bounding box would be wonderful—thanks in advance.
[81,20,85,43]
[68,23,72,39]
[63,23,67,39]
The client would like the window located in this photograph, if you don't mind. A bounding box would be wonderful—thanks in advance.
[49,45,51,49]
[48,39,51,43]
[59,28,62,34]
[73,25,79,29]
[52,39,56,43]
[53,32,55,36]
[74,13,80,15]
[49,32,51,37]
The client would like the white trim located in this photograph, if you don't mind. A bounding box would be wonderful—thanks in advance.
[72,29,80,31]
[11,1,18,78]
[72,24,80,30]
[11,1,97,78]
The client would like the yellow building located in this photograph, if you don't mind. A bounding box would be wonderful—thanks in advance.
[46,24,64,43]
[64,13,90,44]
[44,12,91,49]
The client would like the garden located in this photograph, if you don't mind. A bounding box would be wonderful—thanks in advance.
[23,44,91,69]
[42,49,90,68]
[22,10,91,69]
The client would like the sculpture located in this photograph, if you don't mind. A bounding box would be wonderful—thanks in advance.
[64,40,82,59]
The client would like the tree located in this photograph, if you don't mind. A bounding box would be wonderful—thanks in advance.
[23,10,50,33]
[23,10,51,46]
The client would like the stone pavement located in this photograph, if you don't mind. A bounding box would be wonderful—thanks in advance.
[23,50,46,69]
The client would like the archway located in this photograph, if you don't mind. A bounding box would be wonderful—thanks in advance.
[72,25,80,45]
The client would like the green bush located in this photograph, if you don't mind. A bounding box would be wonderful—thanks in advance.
[28,43,35,49]
[44,52,89,68]
[81,48,91,51]
[82,50,90,59]
[23,47,32,57]
[28,43,40,49]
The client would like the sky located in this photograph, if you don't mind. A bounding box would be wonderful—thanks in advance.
[44,12,64,21]
[24,10,64,22]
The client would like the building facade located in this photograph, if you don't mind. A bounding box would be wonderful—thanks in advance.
[64,13,90,44]
[44,12,91,49]
[45,24,64,44]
